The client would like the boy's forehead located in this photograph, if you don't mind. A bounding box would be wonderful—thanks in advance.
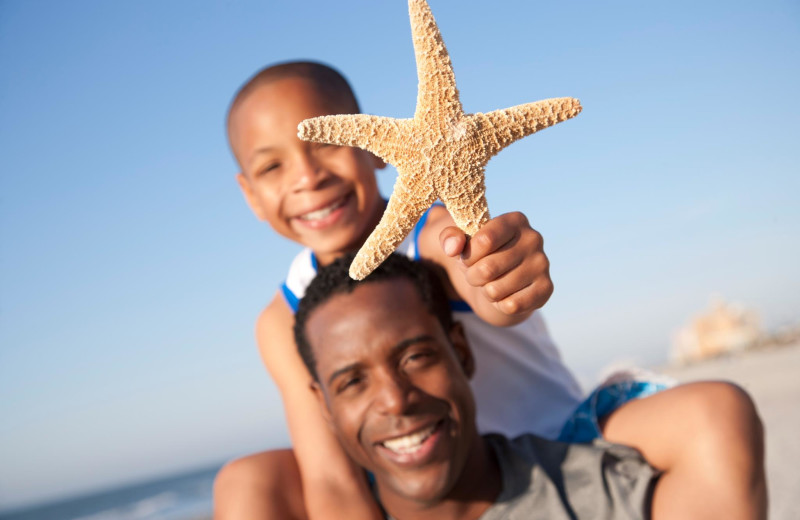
[233,76,346,125]
[228,77,329,166]
[231,79,309,128]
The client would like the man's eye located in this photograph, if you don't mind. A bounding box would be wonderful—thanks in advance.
[338,375,363,393]
[404,350,435,367]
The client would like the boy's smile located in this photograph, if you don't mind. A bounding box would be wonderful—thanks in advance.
[291,191,353,230]
[306,279,486,507]
[229,76,385,264]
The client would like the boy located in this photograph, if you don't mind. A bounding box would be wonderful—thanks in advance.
[215,61,766,519]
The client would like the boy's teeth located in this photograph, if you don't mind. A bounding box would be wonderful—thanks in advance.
[382,424,436,454]
[299,197,346,221]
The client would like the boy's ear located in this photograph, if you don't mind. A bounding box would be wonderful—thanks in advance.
[310,381,336,431]
[448,321,475,379]
[370,153,387,170]
[236,173,267,221]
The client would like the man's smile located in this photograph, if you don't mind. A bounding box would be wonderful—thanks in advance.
[374,419,448,466]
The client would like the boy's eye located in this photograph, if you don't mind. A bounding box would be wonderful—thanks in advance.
[257,162,280,177]
[314,142,338,152]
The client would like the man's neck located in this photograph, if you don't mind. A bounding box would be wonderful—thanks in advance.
[382,436,502,520]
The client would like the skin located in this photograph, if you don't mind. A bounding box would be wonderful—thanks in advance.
[217,75,553,519]
[215,75,767,520]
[307,279,501,520]
[230,76,554,323]
[231,76,386,265]
[602,381,767,520]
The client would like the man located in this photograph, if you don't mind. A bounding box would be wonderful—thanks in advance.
[293,253,657,519]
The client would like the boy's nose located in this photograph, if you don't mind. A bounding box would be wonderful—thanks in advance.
[291,153,327,191]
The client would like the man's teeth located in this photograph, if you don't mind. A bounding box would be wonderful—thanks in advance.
[299,197,346,221]
[382,424,436,454]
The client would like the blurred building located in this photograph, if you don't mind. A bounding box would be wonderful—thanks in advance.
[671,298,762,365]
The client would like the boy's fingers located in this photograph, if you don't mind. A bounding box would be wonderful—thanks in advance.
[464,242,522,288]
[439,226,467,257]
[469,248,549,298]
[495,276,555,316]
[460,212,526,266]
[475,253,553,314]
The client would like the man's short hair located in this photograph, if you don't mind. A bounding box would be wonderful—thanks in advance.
[294,253,454,382]
[226,60,360,134]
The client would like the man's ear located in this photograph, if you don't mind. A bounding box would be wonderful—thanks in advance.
[310,380,336,430]
[236,172,267,221]
[448,321,475,379]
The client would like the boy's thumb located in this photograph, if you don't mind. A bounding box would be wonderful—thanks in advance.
[439,226,466,257]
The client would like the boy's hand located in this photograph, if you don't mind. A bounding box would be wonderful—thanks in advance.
[439,212,553,317]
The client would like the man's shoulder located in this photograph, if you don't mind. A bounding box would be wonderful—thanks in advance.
[487,431,649,467]
[481,433,657,520]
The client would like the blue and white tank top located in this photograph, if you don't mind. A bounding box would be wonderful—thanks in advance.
[281,206,583,439]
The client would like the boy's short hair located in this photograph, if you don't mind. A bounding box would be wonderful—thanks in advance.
[227,60,360,133]
[293,253,454,382]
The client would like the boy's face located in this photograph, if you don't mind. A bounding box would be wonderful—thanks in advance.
[307,278,479,508]
[229,77,385,263]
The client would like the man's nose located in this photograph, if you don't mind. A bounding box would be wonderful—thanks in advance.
[374,371,415,416]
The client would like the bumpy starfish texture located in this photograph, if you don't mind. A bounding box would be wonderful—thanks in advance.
[299,0,582,279]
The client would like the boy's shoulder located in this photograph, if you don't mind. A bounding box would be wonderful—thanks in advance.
[258,291,292,329]
[255,291,294,355]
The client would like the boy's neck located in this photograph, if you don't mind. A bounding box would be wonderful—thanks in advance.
[314,198,388,267]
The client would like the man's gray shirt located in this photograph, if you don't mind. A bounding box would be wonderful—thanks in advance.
[479,433,658,519]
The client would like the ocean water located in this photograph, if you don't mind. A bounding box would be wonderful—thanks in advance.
[0,464,222,520]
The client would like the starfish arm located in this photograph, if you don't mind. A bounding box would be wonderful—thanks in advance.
[349,177,436,280]
[408,0,463,125]
[437,164,490,236]
[298,114,413,165]
[474,97,582,159]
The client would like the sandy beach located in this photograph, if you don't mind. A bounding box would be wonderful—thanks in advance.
[661,342,800,519]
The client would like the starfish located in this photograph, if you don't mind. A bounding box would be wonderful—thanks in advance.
[298,0,582,279]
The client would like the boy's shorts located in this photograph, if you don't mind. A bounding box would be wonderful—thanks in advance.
[558,369,675,443]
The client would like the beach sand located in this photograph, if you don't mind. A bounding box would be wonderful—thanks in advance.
[661,342,800,519]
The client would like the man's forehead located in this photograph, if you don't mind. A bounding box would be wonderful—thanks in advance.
[307,280,434,369]
[314,278,425,323]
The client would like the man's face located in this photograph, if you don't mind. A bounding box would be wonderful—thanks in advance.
[229,77,384,264]
[307,279,478,506]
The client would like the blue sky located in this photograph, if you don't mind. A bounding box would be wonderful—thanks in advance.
[1,0,798,511]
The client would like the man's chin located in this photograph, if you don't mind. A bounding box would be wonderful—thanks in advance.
[377,465,454,507]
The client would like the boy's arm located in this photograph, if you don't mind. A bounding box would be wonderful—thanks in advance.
[257,292,383,520]
[418,206,553,327]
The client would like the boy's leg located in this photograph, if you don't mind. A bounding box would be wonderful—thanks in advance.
[600,381,766,520]
[214,449,307,520]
